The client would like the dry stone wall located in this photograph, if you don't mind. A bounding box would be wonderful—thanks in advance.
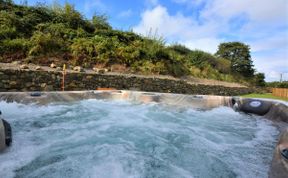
[0,69,254,96]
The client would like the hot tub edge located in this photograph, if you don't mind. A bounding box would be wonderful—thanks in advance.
[0,119,6,152]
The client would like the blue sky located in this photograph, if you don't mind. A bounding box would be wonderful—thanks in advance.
[15,0,288,81]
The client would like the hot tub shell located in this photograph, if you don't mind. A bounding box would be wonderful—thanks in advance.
[0,90,287,177]
[0,119,6,151]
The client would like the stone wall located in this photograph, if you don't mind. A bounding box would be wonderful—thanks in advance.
[0,69,254,95]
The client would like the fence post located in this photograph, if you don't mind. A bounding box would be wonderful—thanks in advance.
[62,64,66,91]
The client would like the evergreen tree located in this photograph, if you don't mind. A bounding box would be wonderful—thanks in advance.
[216,42,255,77]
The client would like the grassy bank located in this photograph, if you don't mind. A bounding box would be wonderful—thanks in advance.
[241,93,288,102]
[0,1,261,86]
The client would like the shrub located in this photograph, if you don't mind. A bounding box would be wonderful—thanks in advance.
[0,38,29,54]
[252,73,266,87]
[166,62,188,77]
[168,44,192,55]
[115,41,141,65]
[92,15,112,30]
[0,25,17,40]
[70,37,96,66]
[187,50,216,69]
[214,58,231,74]
[29,31,65,56]
[70,35,120,66]
[189,66,202,77]
[131,61,166,75]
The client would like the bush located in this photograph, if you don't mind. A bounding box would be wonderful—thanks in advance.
[0,25,17,40]
[115,41,141,65]
[29,31,66,56]
[0,38,29,54]
[266,81,288,88]
[252,73,266,87]
[189,66,202,77]
[214,58,231,74]
[70,37,97,66]
[187,50,216,69]
[131,61,166,75]
[168,44,191,55]
[92,15,112,30]
[70,35,120,66]
[166,62,189,77]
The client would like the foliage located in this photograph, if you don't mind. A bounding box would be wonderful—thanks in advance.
[187,50,215,69]
[266,81,288,88]
[252,73,266,87]
[0,38,29,54]
[216,42,255,77]
[168,44,192,55]
[0,25,17,40]
[0,1,260,84]
[92,14,111,30]
[29,31,65,56]
[131,61,166,75]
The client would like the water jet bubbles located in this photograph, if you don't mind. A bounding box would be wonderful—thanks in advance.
[0,100,278,178]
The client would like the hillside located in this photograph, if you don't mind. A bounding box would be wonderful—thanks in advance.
[0,1,262,86]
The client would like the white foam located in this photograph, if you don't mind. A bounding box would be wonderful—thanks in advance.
[0,100,279,178]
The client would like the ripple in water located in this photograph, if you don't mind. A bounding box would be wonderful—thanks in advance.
[0,99,279,178]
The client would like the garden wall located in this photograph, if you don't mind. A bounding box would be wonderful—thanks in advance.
[0,69,254,96]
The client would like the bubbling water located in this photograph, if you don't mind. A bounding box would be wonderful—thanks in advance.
[0,99,279,178]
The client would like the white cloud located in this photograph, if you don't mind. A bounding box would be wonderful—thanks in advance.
[133,0,288,81]
[250,35,288,53]
[133,5,220,42]
[180,38,223,53]
[253,49,288,81]
[201,0,288,24]
[134,6,195,39]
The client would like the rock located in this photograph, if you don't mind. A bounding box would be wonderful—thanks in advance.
[104,68,109,72]
[35,66,42,70]
[86,75,93,79]
[92,67,99,72]
[55,67,62,71]
[40,83,46,88]
[12,61,21,65]
[19,64,29,70]
[50,63,56,68]
[9,81,17,86]
[25,82,32,87]
[73,66,84,72]
[46,85,54,91]
[93,67,105,74]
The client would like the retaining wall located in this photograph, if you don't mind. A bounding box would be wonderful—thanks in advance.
[0,69,254,96]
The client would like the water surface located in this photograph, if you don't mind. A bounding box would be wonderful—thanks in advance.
[0,99,279,178]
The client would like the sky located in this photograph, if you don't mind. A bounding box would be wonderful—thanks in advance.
[15,0,288,81]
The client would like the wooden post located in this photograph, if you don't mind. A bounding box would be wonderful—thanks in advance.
[62,64,66,91]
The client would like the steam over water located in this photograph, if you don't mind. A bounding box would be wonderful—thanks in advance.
[0,99,279,178]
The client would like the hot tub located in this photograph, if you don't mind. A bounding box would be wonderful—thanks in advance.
[0,91,287,178]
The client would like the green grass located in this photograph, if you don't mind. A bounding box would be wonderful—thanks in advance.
[241,93,288,102]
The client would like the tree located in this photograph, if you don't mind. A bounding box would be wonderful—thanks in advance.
[253,73,266,87]
[216,42,254,77]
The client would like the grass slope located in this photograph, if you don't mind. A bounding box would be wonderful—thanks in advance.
[0,1,255,85]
